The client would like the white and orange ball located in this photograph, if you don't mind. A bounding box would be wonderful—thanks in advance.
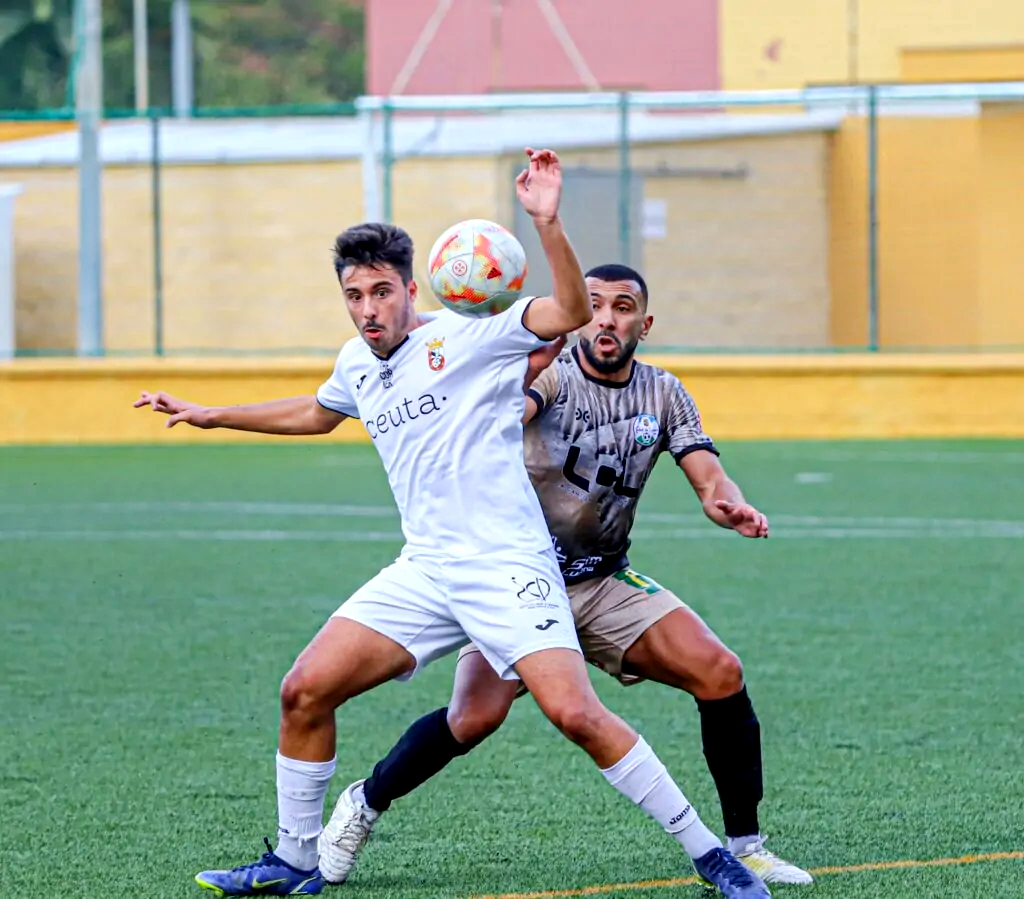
[427,219,528,317]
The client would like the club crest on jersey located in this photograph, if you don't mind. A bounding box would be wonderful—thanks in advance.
[633,413,660,447]
[426,337,446,372]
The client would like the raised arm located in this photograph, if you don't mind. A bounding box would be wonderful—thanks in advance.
[514,149,591,340]
[134,391,346,435]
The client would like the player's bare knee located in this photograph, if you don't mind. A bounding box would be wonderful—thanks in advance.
[447,702,507,745]
[280,665,337,727]
[545,698,609,747]
[697,647,744,700]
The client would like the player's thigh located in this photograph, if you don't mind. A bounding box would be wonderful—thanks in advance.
[515,646,638,765]
[620,595,743,699]
[331,555,466,682]
[570,568,687,685]
[446,645,522,743]
[445,550,581,682]
[284,616,416,710]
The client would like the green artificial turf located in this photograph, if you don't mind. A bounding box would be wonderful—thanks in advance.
[2,440,1022,898]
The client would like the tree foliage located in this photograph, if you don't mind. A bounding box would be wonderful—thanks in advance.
[0,0,364,112]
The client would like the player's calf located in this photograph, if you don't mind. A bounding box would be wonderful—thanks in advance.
[517,648,729,867]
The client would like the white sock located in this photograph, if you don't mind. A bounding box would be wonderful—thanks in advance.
[728,834,763,856]
[275,752,336,871]
[601,737,722,861]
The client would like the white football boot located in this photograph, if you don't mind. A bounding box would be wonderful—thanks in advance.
[318,780,380,885]
[730,835,813,885]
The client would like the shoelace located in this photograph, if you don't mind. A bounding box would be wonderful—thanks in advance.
[331,811,373,854]
[230,837,278,874]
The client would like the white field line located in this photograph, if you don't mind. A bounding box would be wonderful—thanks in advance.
[0,501,398,517]
[2,504,1024,540]
[757,448,1024,464]
[2,523,1024,542]
[4,502,1024,533]
[0,529,405,542]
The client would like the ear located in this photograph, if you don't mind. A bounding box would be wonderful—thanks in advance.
[639,314,653,341]
[408,279,418,301]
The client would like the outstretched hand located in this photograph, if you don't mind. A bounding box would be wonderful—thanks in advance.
[714,500,770,538]
[515,148,562,225]
[133,391,214,428]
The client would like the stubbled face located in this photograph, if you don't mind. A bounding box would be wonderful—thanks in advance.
[576,277,652,374]
[341,263,418,356]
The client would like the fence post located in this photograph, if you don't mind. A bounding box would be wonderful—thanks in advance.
[617,92,631,265]
[382,101,394,224]
[76,0,104,356]
[151,112,164,356]
[359,103,382,222]
[867,84,879,351]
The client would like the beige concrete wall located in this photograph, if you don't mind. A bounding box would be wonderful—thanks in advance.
[390,155,505,311]
[12,161,367,352]
[552,132,831,348]
[12,134,829,352]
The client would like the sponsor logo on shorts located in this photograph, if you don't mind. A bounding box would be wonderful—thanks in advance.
[535,619,559,631]
[613,568,664,595]
[633,413,660,447]
[511,575,561,611]
[514,576,551,602]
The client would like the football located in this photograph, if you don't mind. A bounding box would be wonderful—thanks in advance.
[427,219,528,317]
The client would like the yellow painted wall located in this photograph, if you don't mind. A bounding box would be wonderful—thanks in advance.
[829,115,980,348]
[721,0,1024,88]
[2,355,1023,444]
[901,46,1024,82]
[977,105,1024,346]
[0,121,75,142]
[0,357,367,445]
[720,0,851,89]
[827,115,868,347]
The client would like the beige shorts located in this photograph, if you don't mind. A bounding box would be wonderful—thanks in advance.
[458,567,686,686]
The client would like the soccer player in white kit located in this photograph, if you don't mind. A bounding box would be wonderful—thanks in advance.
[134,149,769,899]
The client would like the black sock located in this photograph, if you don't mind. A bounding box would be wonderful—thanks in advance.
[362,707,475,813]
[695,686,763,839]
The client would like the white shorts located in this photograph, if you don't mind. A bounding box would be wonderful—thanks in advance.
[332,549,581,680]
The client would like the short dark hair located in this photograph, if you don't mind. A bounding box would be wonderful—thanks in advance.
[333,223,414,284]
[585,263,648,303]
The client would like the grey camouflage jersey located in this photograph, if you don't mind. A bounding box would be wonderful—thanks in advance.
[525,346,718,584]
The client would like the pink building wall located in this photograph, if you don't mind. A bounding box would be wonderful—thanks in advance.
[366,0,719,95]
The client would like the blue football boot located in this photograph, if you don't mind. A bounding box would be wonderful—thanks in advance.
[195,837,323,895]
[693,846,772,898]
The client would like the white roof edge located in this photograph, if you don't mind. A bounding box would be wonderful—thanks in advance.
[0,104,939,169]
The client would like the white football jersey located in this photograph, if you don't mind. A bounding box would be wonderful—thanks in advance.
[317,297,553,558]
